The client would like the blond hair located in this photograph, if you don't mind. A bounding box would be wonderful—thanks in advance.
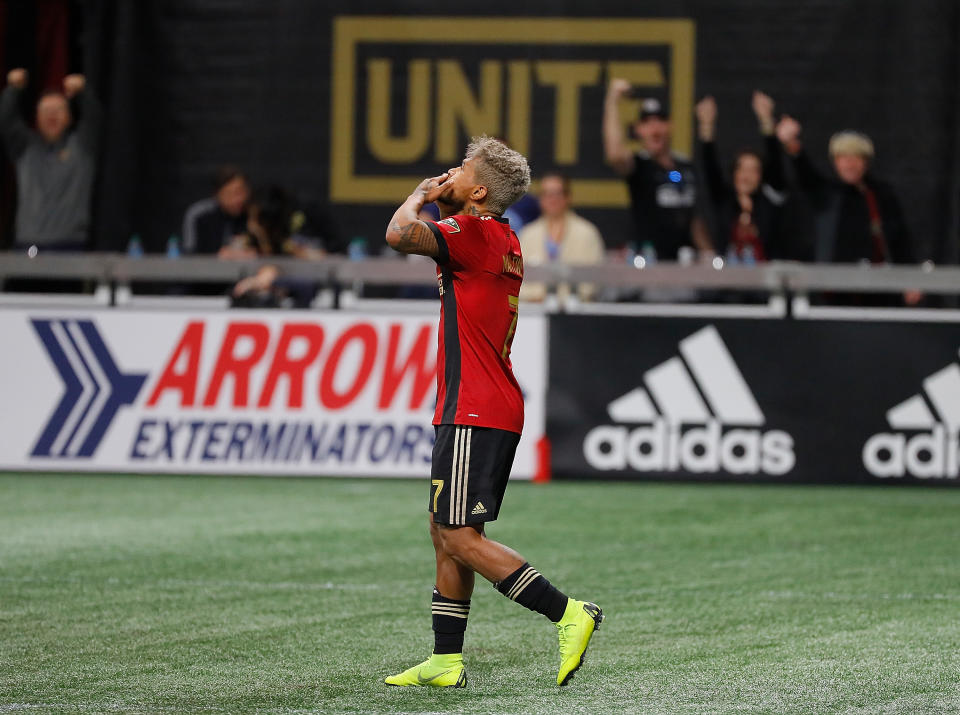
[465,135,531,215]
[829,131,875,160]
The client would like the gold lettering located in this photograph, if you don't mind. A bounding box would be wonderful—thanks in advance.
[334,17,695,206]
[535,61,601,164]
[667,31,695,158]
[506,61,531,157]
[605,61,665,87]
[436,60,502,163]
[366,59,431,163]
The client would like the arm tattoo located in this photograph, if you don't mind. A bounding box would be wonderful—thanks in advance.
[389,220,439,256]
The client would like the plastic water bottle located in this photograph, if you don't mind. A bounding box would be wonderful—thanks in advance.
[641,242,657,265]
[725,246,739,266]
[741,245,756,266]
[127,234,143,258]
[348,237,366,261]
[166,235,181,259]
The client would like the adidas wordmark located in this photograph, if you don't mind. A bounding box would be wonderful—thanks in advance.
[583,326,795,476]
[863,357,960,479]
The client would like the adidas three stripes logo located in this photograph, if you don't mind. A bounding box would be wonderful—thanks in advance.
[431,601,470,620]
[449,426,472,525]
[505,566,541,601]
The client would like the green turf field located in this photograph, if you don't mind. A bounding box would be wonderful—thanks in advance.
[1,474,959,714]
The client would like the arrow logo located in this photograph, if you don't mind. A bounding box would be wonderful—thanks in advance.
[30,319,147,458]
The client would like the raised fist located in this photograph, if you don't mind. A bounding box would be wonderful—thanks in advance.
[63,74,86,98]
[7,68,28,89]
[607,78,632,100]
[776,115,802,146]
[752,90,775,121]
[695,95,718,125]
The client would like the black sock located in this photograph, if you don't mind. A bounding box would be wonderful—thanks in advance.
[495,562,569,622]
[432,587,470,654]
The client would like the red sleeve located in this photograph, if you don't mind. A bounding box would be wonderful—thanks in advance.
[427,217,489,270]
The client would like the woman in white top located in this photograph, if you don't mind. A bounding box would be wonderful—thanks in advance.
[518,172,605,302]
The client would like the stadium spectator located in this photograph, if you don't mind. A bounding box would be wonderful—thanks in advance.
[603,78,711,259]
[775,117,912,264]
[776,116,920,304]
[181,165,251,255]
[518,171,604,302]
[230,185,342,307]
[696,91,788,261]
[0,68,101,251]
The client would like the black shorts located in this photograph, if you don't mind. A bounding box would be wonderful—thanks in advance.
[429,424,520,526]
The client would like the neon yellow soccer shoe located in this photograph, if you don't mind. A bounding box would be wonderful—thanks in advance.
[555,599,604,686]
[384,653,466,688]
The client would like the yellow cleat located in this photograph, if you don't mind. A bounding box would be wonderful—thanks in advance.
[384,653,466,688]
[555,599,604,686]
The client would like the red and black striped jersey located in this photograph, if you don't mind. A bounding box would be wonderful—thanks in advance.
[426,214,524,435]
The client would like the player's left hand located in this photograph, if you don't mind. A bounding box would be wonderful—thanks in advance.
[416,172,452,204]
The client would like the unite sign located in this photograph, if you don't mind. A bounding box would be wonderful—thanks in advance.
[330,17,695,207]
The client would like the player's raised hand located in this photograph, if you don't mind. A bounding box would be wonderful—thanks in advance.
[63,74,86,99]
[416,172,452,204]
[7,68,28,89]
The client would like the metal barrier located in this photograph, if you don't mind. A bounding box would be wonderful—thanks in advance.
[1,252,957,310]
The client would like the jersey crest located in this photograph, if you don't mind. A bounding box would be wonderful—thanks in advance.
[438,217,461,233]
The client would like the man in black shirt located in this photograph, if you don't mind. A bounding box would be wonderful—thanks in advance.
[181,165,251,255]
[603,79,711,259]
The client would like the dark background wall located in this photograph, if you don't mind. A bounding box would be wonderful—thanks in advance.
[5,0,959,264]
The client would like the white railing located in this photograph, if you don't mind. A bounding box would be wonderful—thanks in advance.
[1,252,957,316]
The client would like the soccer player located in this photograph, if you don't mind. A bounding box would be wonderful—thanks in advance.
[382,136,603,688]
